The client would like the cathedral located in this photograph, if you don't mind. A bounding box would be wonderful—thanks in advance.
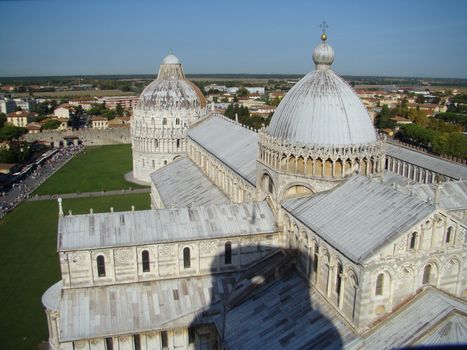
[42,32,467,350]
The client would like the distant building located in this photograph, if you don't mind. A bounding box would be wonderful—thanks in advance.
[96,96,139,110]
[7,111,36,127]
[54,104,73,119]
[13,97,36,111]
[91,116,108,130]
[391,115,413,125]
[68,99,94,111]
[0,98,16,114]
[108,116,130,128]
[26,122,42,134]
[246,87,265,94]
[0,163,16,174]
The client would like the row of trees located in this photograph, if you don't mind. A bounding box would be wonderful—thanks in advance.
[376,101,466,159]
[397,124,466,159]
[224,103,272,130]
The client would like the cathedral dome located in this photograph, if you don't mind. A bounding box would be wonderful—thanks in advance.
[136,54,206,112]
[267,36,376,146]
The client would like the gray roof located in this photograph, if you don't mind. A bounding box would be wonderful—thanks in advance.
[221,271,358,349]
[59,274,238,341]
[42,281,62,311]
[406,180,467,212]
[382,170,416,187]
[150,156,229,208]
[268,67,377,146]
[283,176,435,263]
[386,143,467,180]
[58,201,276,251]
[187,115,258,185]
[361,287,467,349]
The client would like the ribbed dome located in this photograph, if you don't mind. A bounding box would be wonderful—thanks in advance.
[136,54,206,112]
[267,41,376,146]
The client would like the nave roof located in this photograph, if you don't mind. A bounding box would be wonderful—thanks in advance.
[150,156,229,208]
[187,115,258,185]
[58,201,276,251]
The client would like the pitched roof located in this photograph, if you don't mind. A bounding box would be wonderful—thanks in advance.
[58,201,277,251]
[221,271,357,349]
[282,176,435,263]
[187,115,258,185]
[404,180,467,212]
[361,287,467,349]
[58,274,238,341]
[150,156,229,208]
[386,143,467,180]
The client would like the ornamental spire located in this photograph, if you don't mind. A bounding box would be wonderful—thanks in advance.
[320,21,328,42]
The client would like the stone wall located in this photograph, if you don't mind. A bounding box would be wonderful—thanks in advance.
[23,128,131,147]
[60,233,278,289]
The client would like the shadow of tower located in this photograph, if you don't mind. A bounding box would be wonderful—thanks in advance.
[187,245,344,350]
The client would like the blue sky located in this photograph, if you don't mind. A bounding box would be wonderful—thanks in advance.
[0,0,466,78]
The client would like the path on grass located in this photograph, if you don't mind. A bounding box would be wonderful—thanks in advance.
[27,187,151,201]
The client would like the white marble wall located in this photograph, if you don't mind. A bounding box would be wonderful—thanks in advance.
[60,234,278,289]
[187,142,256,203]
[282,209,466,331]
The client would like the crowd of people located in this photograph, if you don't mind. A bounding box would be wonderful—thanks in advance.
[0,144,85,219]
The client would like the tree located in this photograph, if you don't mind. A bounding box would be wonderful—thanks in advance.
[0,124,27,141]
[115,103,124,117]
[375,104,396,129]
[103,110,116,120]
[42,119,61,130]
[236,87,249,97]
[0,113,6,128]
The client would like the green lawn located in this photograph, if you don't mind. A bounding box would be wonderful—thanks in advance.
[0,193,150,350]
[33,144,148,196]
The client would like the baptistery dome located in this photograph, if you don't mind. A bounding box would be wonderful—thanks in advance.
[131,54,208,182]
[136,54,206,113]
[267,37,376,146]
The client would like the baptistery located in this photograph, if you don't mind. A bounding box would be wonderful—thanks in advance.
[131,54,207,182]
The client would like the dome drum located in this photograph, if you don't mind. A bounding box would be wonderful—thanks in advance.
[258,130,386,179]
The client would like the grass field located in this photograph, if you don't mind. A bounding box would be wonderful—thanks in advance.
[0,193,150,350]
[33,144,147,195]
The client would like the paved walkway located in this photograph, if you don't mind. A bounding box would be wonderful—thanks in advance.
[0,146,84,218]
[27,187,150,202]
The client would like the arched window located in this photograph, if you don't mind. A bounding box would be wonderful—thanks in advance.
[313,244,319,274]
[409,232,417,250]
[225,241,232,264]
[422,265,432,285]
[142,250,150,272]
[183,247,191,269]
[162,117,167,125]
[176,139,180,148]
[446,227,453,244]
[97,255,106,277]
[375,273,384,296]
[335,262,343,294]
[175,118,180,125]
